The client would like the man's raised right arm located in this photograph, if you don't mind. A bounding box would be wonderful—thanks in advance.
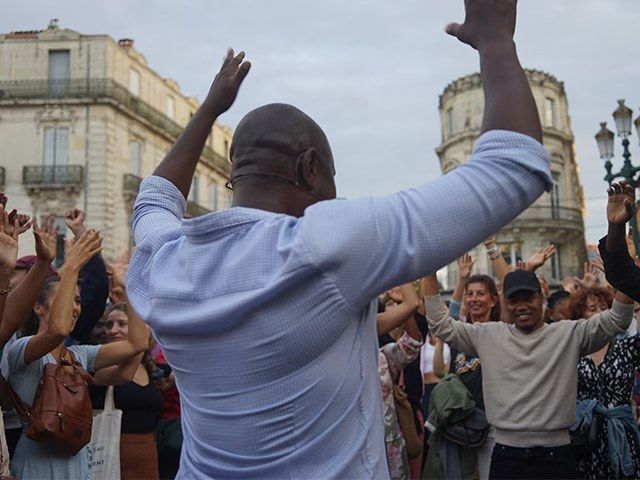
[298,0,550,309]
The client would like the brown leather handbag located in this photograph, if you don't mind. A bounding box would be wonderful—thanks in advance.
[10,349,94,455]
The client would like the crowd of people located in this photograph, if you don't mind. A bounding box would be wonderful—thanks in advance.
[0,204,183,479]
[0,1,639,479]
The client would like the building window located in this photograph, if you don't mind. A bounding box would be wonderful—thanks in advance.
[44,127,69,165]
[544,97,557,128]
[551,171,562,219]
[190,175,200,203]
[446,108,455,136]
[209,183,219,211]
[129,68,140,96]
[166,96,175,121]
[48,50,70,96]
[129,141,142,177]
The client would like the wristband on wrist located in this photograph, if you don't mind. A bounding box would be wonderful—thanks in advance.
[488,249,502,260]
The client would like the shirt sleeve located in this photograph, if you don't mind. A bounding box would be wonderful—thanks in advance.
[5,337,35,376]
[380,332,423,381]
[298,130,552,309]
[128,176,187,319]
[575,300,634,356]
[70,345,100,373]
[599,236,640,302]
[425,295,479,358]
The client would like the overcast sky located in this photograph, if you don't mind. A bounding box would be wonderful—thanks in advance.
[2,1,640,243]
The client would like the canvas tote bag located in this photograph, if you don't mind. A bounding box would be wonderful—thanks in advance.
[87,386,122,480]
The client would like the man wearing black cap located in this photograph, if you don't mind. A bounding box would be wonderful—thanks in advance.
[424,237,634,478]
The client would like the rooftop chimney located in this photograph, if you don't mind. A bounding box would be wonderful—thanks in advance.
[118,38,134,49]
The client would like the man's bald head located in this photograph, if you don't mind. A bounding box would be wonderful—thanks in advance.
[230,103,333,178]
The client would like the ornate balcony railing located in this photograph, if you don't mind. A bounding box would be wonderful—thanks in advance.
[511,206,583,228]
[0,167,5,189]
[186,200,210,218]
[22,165,84,189]
[0,79,230,176]
[123,173,142,199]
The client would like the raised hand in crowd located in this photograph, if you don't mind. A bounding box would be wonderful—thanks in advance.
[64,208,87,238]
[0,211,59,346]
[376,283,421,337]
[0,205,20,331]
[154,48,251,198]
[578,261,601,289]
[23,229,103,364]
[94,256,152,386]
[0,205,19,273]
[451,253,475,314]
[484,235,511,283]
[522,245,556,271]
[33,215,58,264]
[446,0,541,142]
[107,251,130,305]
[599,181,640,302]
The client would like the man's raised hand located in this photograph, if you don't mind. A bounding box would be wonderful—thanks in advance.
[33,215,58,263]
[446,0,517,51]
[206,49,251,117]
[64,208,87,238]
[607,181,635,225]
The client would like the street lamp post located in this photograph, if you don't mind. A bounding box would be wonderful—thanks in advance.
[596,99,640,253]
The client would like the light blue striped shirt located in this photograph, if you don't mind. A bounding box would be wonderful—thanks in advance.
[127,130,551,479]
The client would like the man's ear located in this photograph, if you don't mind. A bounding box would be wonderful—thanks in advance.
[33,303,45,317]
[298,148,319,190]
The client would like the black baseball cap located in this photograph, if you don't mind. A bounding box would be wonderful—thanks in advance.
[503,270,541,298]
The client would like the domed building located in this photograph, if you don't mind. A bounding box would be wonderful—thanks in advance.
[437,70,587,287]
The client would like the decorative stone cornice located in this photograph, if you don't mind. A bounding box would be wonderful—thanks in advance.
[439,69,567,109]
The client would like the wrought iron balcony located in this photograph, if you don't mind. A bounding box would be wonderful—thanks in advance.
[186,200,210,218]
[22,165,83,189]
[0,79,230,176]
[0,166,5,189]
[123,173,142,200]
[510,205,583,230]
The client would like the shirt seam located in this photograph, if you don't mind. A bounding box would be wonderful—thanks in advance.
[297,235,363,314]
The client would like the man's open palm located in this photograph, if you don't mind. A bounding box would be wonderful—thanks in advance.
[607,181,635,225]
[207,49,251,117]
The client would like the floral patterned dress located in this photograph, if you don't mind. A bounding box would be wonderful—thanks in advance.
[576,335,640,479]
[379,333,423,480]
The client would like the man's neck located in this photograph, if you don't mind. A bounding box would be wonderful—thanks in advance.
[232,185,312,218]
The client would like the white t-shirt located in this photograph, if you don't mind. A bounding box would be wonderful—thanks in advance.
[420,336,450,376]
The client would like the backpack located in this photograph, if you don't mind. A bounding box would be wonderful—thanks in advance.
[9,349,94,455]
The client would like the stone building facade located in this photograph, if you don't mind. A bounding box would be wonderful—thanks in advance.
[0,20,232,260]
[437,70,587,287]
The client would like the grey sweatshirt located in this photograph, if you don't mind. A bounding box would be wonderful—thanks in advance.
[425,295,633,448]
